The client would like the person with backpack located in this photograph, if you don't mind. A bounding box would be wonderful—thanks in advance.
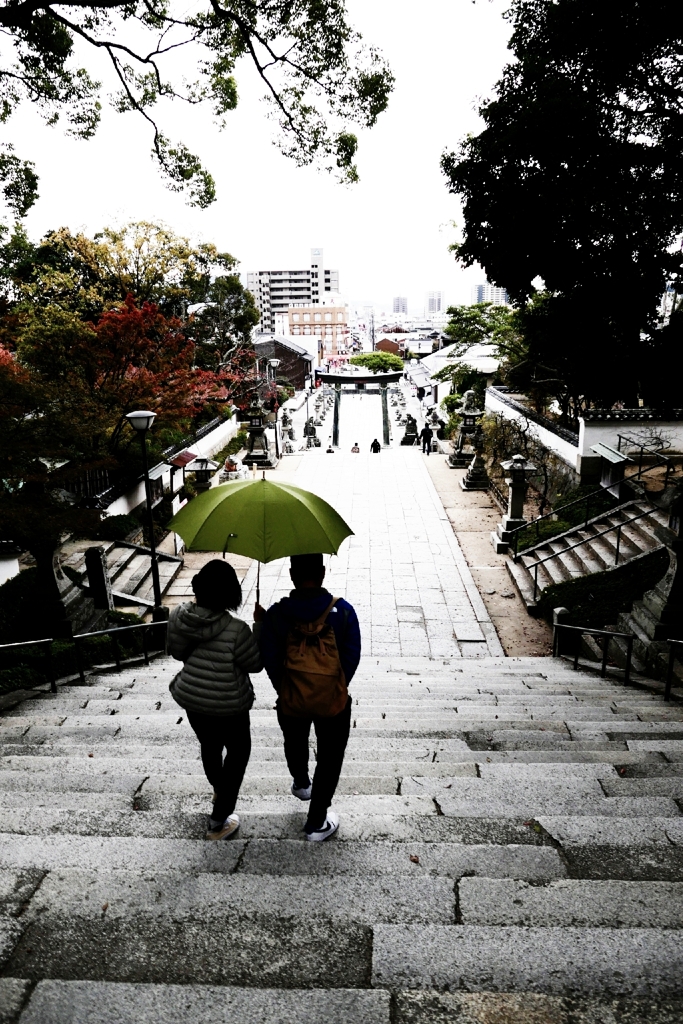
[168,559,262,841]
[254,553,361,841]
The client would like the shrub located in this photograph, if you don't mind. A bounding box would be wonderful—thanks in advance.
[94,514,140,541]
[350,352,404,373]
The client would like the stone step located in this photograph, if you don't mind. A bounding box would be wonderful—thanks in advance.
[536,816,683,880]
[18,981,391,1024]
[6,871,453,988]
[0,834,565,880]
[0,813,553,845]
[458,877,683,927]
[371,924,683,996]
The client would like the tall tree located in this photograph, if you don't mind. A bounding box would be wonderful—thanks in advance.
[442,0,683,408]
[0,0,394,212]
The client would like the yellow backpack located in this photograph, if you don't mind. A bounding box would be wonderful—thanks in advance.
[279,597,348,718]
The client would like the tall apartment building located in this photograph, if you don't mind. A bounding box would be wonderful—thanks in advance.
[426,291,443,314]
[246,248,340,332]
[472,282,510,306]
[393,296,408,314]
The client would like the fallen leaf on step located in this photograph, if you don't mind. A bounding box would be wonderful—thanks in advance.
[102,903,109,913]
[88,753,93,758]
[409,855,420,864]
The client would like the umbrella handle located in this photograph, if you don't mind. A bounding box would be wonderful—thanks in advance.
[256,561,260,607]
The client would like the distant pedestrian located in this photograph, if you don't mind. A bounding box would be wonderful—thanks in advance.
[254,554,361,841]
[419,425,433,455]
[351,442,360,453]
[168,560,262,841]
[370,438,381,453]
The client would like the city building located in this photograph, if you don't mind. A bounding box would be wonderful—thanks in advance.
[252,335,314,391]
[426,291,443,314]
[246,249,340,332]
[393,296,408,314]
[288,303,349,360]
[472,282,510,306]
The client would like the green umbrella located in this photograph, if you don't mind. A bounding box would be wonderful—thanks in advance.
[169,477,353,601]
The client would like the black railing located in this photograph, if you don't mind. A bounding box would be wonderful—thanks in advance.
[524,504,658,601]
[510,487,613,558]
[617,434,680,491]
[0,621,168,695]
[553,623,634,685]
[666,639,683,701]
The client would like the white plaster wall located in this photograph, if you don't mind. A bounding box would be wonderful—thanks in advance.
[0,557,19,586]
[485,390,579,470]
[104,415,240,517]
[578,418,683,457]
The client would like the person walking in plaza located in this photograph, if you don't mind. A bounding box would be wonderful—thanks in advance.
[370,438,381,453]
[255,553,361,841]
[419,423,433,455]
[168,560,262,841]
[351,442,360,453]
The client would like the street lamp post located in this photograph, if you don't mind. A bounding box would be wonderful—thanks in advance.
[268,359,281,459]
[125,410,163,615]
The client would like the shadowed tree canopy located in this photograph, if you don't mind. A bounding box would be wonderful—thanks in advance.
[442,0,683,409]
[0,0,394,213]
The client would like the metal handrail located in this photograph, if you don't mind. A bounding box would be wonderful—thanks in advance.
[553,623,634,685]
[525,505,657,601]
[0,621,168,695]
[617,434,679,490]
[665,639,683,701]
[510,487,608,557]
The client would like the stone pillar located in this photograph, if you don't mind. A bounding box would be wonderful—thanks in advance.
[380,387,391,447]
[85,546,114,610]
[332,385,341,447]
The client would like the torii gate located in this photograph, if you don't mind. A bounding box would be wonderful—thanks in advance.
[315,369,404,448]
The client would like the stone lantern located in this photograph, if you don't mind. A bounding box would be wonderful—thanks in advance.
[491,453,537,553]
[448,390,485,468]
[187,457,218,493]
[243,394,279,468]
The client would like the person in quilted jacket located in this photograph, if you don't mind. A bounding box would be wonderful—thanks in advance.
[168,559,262,840]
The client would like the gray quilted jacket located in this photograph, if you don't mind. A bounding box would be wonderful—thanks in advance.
[168,602,262,716]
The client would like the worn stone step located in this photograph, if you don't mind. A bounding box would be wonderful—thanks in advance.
[0,834,564,880]
[601,778,683,798]
[371,924,683,996]
[6,871,453,988]
[458,877,683,927]
[19,981,391,1024]
[0,812,552,845]
[536,816,683,880]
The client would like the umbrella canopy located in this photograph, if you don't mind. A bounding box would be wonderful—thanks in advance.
[169,478,353,563]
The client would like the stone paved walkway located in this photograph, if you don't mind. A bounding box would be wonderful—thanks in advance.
[241,446,503,659]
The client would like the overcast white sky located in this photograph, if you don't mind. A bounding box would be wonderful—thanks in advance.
[5,0,512,313]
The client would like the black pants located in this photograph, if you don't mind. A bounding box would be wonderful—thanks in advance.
[277,697,352,829]
[422,436,431,454]
[187,709,251,821]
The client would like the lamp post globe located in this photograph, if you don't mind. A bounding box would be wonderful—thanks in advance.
[125,410,156,433]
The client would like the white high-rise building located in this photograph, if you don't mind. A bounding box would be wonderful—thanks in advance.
[472,282,510,306]
[426,291,443,314]
[393,296,408,314]
[246,249,340,332]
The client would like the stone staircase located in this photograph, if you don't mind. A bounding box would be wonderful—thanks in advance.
[507,498,669,612]
[60,542,183,613]
[1,654,683,1022]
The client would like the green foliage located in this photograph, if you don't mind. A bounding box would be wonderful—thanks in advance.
[0,145,39,218]
[350,352,403,373]
[94,515,140,541]
[443,303,514,355]
[213,430,248,466]
[0,0,394,212]
[442,0,683,408]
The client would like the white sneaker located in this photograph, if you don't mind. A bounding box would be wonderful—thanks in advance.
[206,813,240,840]
[304,810,339,842]
[291,780,312,801]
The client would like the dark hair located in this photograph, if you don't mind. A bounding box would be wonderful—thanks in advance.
[290,553,324,584]
[192,559,242,611]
